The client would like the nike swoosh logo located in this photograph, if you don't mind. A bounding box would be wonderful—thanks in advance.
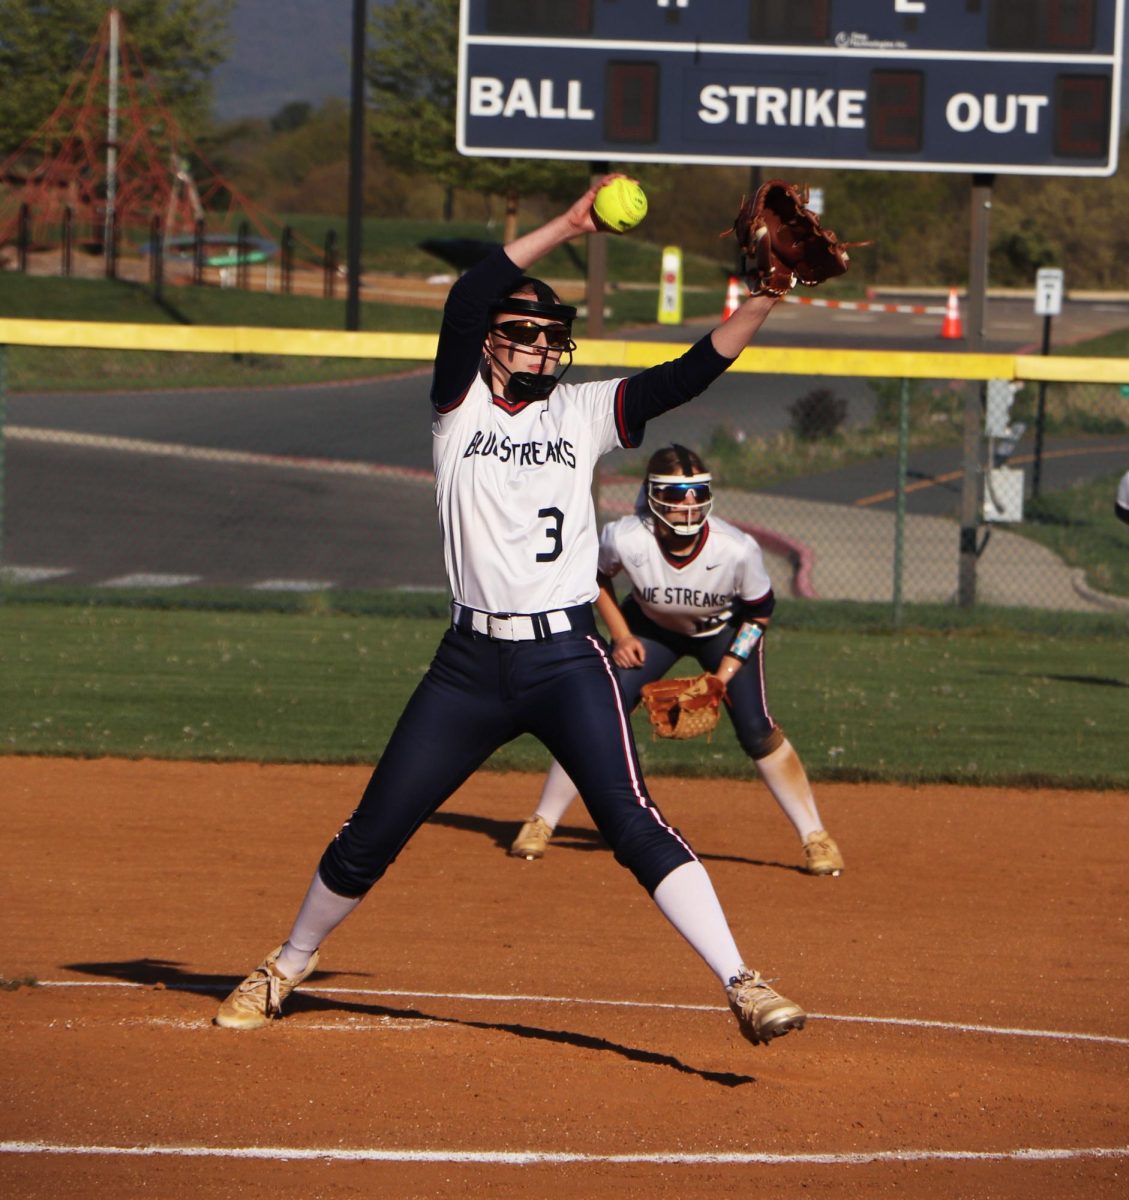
[705,563,721,570]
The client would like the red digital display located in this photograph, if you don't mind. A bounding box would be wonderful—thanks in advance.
[747,0,831,43]
[484,1,592,36]
[868,71,925,153]
[1053,74,1111,156]
[605,62,660,145]
[988,0,1095,50]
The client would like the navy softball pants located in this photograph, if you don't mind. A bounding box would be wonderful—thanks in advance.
[318,616,697,899]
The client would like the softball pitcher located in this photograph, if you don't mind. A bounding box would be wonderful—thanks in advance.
[215,176,807,1047]
[511,445,843,876]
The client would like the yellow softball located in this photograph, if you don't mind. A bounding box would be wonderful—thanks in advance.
[593,178,648,234]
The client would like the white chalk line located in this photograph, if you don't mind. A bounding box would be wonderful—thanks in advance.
[41,1015,440,1033]
[1,1140,1126,1166]
[7,425,434,484]
[31,980,1129,1046]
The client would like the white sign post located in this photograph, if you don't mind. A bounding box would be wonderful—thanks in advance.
[1032,267,1064,497]
[1035,267,1064,316]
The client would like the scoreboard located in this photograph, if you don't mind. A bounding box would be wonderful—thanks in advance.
[456,0,1124,175]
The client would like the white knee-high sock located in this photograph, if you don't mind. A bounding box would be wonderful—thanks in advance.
[651,861,746,985]
[274,871,362,977]
[755,739,826,841]
[533,758,580,830]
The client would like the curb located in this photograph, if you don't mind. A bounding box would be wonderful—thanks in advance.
[729,519,818,600]
[1069,569,1129,612]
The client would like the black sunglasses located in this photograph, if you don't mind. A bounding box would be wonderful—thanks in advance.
[491,320,574,350]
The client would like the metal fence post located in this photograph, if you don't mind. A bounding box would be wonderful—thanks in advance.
[281,225,294,295]
[957,381,983,607]
[892,376,910,627]
[17,203,29,272]
[1032,313,1052,498]
[0,346,6,574]
[237,220,251,291]
[193,217,206,286]
[324,230,338,299]
[104,212,119,280]
[958,176,993,608]
[149,215,163,300]
[62,206,73,277]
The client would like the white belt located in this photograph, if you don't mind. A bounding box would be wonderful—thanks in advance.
[452,603,575,642]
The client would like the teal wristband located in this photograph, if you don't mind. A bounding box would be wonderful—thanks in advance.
[728,622,763,661]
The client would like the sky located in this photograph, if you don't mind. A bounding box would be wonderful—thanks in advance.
[211,0,357,120]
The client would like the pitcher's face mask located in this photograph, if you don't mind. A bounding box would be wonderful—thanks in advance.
[486,294,577,402]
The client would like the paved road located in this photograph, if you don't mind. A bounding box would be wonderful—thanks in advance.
[4,295,1127,595]
[762,434,1129,519]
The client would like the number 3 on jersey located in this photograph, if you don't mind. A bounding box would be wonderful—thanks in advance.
[537,507,563,562]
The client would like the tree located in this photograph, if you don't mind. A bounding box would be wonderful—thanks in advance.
[270,101,313,135]
[366,0,582,229]
[0,0,234,155]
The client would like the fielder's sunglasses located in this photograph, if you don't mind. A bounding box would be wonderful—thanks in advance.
[491,319,575,350]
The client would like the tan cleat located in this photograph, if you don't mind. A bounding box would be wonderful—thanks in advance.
[509,815,553,860]
[803,830,845,876]
[726,970,806,1045]
[214,945,319,1030]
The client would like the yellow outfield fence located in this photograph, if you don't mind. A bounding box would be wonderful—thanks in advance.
[2,317,1128,383]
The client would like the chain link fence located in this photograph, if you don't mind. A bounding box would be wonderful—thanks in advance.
[600,372,1129,615]
[0,337,1127,618]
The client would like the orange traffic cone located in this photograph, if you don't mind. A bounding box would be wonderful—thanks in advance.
[941,288,963,339]
[722,276,743,321]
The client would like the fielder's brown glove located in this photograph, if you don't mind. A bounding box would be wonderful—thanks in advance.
[639,674,727,741]
[729,180,863,298]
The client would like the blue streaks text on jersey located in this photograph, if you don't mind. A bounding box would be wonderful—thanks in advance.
[463,430,577,469]
[640,585,729,608]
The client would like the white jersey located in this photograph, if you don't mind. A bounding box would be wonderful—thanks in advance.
[433,373,627,614]
[598,513,773,637]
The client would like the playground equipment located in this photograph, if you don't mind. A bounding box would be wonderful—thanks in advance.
[0,9,315,275]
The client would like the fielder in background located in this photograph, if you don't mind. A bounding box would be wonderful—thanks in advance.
[215,174,810,1049]
[1116,469,1129,524]
[510,445,844,877]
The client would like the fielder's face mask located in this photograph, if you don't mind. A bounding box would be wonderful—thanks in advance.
[647,472,713,535]
[486,293,577,403]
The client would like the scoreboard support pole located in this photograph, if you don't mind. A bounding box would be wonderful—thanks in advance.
[585,161,610,340]
[958,173,994,607]
[966,174,994,353]
[345,0,366,333]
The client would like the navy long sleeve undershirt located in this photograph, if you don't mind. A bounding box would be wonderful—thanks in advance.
[430,247,738,437]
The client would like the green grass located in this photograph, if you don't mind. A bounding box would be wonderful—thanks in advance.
[0,601,1124,787]
[1018,471,1129,596]
[1059,327,1129,357]
[0,275,439,391]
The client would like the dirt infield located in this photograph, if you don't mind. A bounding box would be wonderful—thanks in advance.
[2,757,1126,1199]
